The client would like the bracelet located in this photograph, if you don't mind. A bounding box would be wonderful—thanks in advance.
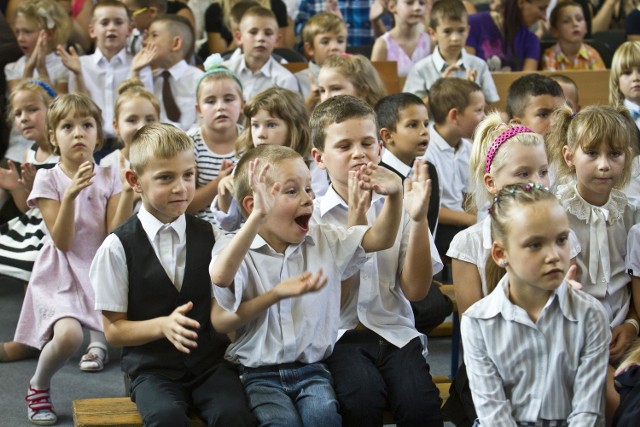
[624,319,640,336]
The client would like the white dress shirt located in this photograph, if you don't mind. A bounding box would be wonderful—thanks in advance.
[211,223,369,367]
[462,276,610,425]
[223,54,298,101]
[313,186,443,355]
[153,60,203,132]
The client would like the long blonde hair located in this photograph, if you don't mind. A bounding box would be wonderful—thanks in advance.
[610,41,640,107]
[14,0,72,50]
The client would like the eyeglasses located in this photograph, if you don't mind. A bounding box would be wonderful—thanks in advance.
[131,7,148,17]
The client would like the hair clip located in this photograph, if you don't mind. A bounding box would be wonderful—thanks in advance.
[28,80,56,98]
[37,7,56,29]
[570,112,577,119]
[203,53,224,71]
[509,187,516,195]
[196,53,243,93]
[485,126,533,173]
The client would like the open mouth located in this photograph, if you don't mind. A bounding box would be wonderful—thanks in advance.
[294,214,311,232]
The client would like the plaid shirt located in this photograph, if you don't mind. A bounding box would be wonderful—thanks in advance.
[295,0,373,46]
[540,43,606,71]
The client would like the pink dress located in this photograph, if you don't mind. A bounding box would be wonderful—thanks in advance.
[381,31,431,77]
[14,164,121,349]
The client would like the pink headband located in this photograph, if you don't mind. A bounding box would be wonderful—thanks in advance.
[485,126,533,173]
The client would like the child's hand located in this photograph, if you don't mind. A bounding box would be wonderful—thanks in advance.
[357,162,402,196]
[325,0,343,19]
[57,45,82,75]
[369,0,385,20]
[0,160,23,191]
[306,73,321,109]
[131,44,157,73]
[218,174,235,205]
[466,67,478,83]
[564,264,583,290]
[249,159,280,219]
[64,161,95,200]
[218,158,235,180]
[403,159,432,222]
[347,168,371,227]
[440,64,461,78]
[610,322,637,362]
[161,301,200,354]
[19,162,37,192]
[273,269,328,299]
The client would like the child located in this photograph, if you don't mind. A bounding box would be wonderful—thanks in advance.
[541,0,606,71]
[550,73,581,112]
[462,183,610,425]
[310,95,445,425]
[58,0,139,152]
[209,143,405,426]
[212,86,320,231]
[548,104,640,362]
[317,54,386,106]
[506,73,565,137]
[186,56,243,224]
[15,93,132,424]
[403,0,499,104]
[132,14,203,132]
[121,0,164,55]
[370,0,431,77]
[5,0,71,163]
[426,77,485,260]
[297,12,347,108]
[223,6,298,101]
[610,41,640,130]
[90,123,255,427]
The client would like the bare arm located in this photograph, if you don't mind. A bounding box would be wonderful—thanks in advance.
[187,159,234,214]
[370,37,388,62]
[207,32,231,55]
[57,45,88,95]
[521,58,539,72]
[452,259,483,318]
[439,206,476,227]
[591,0,619,33]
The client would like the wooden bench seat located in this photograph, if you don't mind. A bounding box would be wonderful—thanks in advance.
[73,378,452,426]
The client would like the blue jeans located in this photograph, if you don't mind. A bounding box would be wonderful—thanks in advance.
[238,362,341,427]
[326,330,443,427]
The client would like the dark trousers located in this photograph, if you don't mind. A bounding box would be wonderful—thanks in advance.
[326,329,444,427]
[130,360,256,427]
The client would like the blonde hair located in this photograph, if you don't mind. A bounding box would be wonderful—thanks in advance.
[196,67,244,101]
[14,0,72,49]
[547,104,636,187]
[217,0,269,29]
[610,41,640,107]
[320,54,386,107]
[46,93,104,154]
[235,87,310,157]
[7,80,55,125]
[114,79,160,124]
[469,111,545,209]
[234,145,303,217]
[485,183,565,292]
[129,123,194,174]
[302,12,347,45]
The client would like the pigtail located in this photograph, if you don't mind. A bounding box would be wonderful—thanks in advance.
[547,104,574,181]
[484,253,505,294]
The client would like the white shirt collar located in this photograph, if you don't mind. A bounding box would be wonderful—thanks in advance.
[249,230,315,251]
[381,148,412,178]
[137,205,186,244]
[92,47,127,65]
[156,59,188,79]
[429,123,456,152]
[319,184,384,217]
[240,56,274,77]
[431,46,465,72]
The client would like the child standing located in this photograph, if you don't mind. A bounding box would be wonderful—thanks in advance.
[15,93,132,425]
[187,56,244,224]
[317,54,386,106]
[541,1,606,70]
[210,144,405,426]
[223,6,298,101]
[462,183,610,425]
[370,0,431,77]
[403,0,499,104]
[90,123,255,427]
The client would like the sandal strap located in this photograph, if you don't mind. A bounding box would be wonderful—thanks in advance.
[86,341,108,353]
[26,387,53,412]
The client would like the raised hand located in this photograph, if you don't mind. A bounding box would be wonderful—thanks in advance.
[218,158,235,180]
[357,162,402,196]
[19,162,37,192]
[325,0,343,18]
[131,44,157,74]
[466,67,478,82]
[161,301,200,353]
[347,168,370,227]
[57,44,82,76]
[0,160,23,191]
[564,264,583,290]
[273,269,328,299]
[64,161,95,200]
[249,159,280,219]
[403,159,432,222]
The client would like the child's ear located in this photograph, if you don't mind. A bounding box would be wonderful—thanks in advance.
[379,128,393,145]
[491,241,508,269]
[171,35,182,53]
[427,26,436,38]
[562,145,574,167]
[149,6,158,18]
[448,107,459,124]
[49,130,57,148]
[125,169,142,193]
[483,172,498,196]
[311,147,326,169]
[88,23,96,40]
[242,195,255,215]
[303,41,315,59]
[549,26,559,39]
[195,102,202,117]
[509,117,522,125]
[234,30,242,45]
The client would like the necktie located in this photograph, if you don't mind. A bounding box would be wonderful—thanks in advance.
[162,70,181,122]
[632,109,640,121]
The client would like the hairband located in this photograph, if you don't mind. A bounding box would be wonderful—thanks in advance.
[37,7,56,29]
[570,112,577,119]
[485,126,533,173]
[196,54,243,93]
[29,80,56,98]
[488,182,547,215]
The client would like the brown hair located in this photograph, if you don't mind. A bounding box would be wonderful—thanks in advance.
[310,95,376,151]
[7,80,55,126]
[46,93,104,154]
[302,12,347,45]
[428,77,482,125]
[129,123,194,174]
[429,0,468,29]
[319,54,386,107]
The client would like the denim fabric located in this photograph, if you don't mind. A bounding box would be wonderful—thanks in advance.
[239,362,341,427]
[326,330,443,427]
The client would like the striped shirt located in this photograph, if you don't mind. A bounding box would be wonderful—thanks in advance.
[462,276,610,426]
[190,127,239,224]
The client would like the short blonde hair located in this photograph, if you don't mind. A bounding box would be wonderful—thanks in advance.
[114,78,160,125]
[236,87,310,157]
[152,15,195,60]
[46,93,104,154]
[129,123,194,174]
[302,12,347,45]
[469,111,545,209]
[548,104,637,187]
[320,54,386,107]
[14,0,72,49]
[234,145,302,218]
[610,41,640,107]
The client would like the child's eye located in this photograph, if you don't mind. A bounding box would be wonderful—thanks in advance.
[539,168,549,177]
[610,150,623,158]
[224,96,236,103]
[516,171,529,178]
[267,122,278,128]
[557,235,569,245]
[184,171,195,179]
[337,37,345,44]
[146,116,157,123]
[527,242,541,250]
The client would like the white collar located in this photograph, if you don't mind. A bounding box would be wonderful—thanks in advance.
[240,56,274,77]
[381,148,412,178]
[156,59,188,79]
[431,46,465,72]
[92,47,127,65]
[319,184,384,217]
[137,205,187,244]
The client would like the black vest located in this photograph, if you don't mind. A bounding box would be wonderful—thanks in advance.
[114,215,229,379]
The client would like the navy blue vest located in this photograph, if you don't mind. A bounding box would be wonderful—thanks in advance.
[114,215,229,379]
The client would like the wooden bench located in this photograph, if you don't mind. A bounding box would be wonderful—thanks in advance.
[73,377,452,426]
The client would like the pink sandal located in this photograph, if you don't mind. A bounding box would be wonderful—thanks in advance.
[26,386,57,425]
